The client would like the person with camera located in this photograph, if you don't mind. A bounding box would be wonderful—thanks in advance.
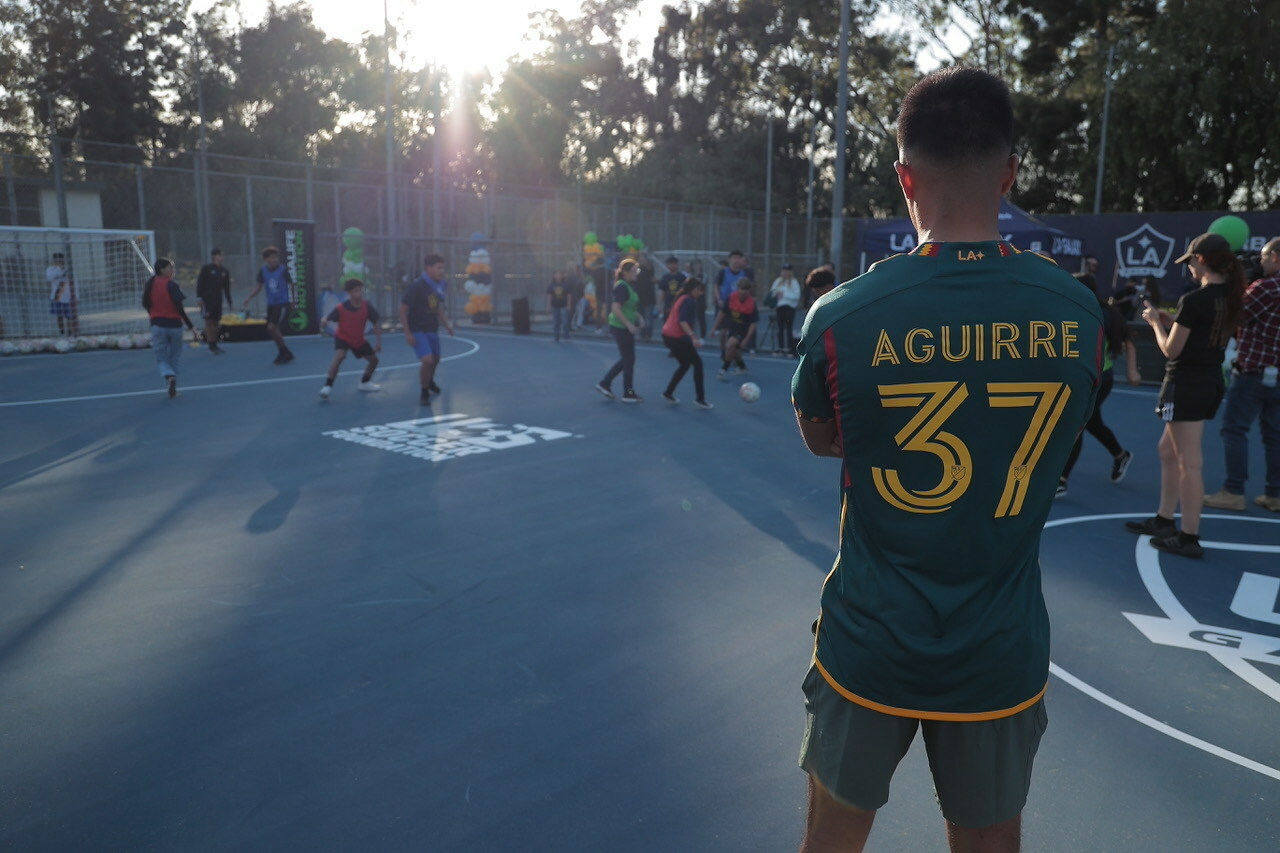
[1204,236,1280,512]
[1125,232,1245,557]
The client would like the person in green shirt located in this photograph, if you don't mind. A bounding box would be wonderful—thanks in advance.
[792,67,1102,851]
[595,259,645,402]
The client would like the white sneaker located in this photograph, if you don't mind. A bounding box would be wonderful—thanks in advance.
[357,381,382,392]
[319,385,331,399]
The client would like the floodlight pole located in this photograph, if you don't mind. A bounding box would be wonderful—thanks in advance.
[192,18,211,261]
[1092,45,1115,215]
[764,116,773,265]
[384,0,397,276]
[805,74,816,262]
[829,0,851,278]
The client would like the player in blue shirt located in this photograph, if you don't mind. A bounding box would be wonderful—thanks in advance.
[241,246,296,364]
[400,253,455,405]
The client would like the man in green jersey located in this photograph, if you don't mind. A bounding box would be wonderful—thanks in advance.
[792,68,1103,852]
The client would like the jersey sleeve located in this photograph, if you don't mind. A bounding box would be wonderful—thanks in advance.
[401,285,414,307]
[612,282,629,303]
[366,304,380,325]
[792,328,835,423]
[678,297,696,326]
[325,307,340,323]
[1173,291,1206,329]
[256,268,264,284]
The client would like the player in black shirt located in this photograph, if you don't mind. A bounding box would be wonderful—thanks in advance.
[195,248,234,354]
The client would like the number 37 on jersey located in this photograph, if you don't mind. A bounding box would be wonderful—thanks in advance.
[871,381,1072,519]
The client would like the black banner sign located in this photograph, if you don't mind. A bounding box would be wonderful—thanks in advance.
[273,219,317,335]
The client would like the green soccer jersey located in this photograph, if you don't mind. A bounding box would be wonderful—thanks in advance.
[792,241,1103,720]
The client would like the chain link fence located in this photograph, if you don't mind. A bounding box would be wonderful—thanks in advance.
[2,133,833,330]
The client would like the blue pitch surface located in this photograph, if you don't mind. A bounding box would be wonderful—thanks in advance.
[0,329,1276,851]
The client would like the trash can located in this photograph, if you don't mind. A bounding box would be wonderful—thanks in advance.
[512,296,531,335]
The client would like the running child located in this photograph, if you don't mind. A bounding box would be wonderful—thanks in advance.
[712,277,758,380]
[241,246,296,364]
[400,253,455,405]
[320,279,383,400]
[660,278,713,408]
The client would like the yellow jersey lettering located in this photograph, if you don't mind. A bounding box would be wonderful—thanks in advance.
[940,325,970,362]
[1028,321,1057,358]
[956,250,985,261]
[905,328,935,364]
[992,322,1020,359]
[1061,321,1079,358]
[872,329,901,366]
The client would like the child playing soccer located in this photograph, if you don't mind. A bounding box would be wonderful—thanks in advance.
[319,279,382,399]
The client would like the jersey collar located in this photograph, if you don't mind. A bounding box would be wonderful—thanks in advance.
[912,241,1017,258]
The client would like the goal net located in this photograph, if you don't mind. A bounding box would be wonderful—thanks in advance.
[0,226,157,340]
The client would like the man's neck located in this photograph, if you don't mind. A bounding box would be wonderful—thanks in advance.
[910,197,1004,244]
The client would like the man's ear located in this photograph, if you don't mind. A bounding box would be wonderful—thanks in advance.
[999,153,1020,196]
[894,161,915,201]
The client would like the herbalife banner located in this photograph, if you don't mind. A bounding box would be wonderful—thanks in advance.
[273,219,318,335]
[1040,210,1280,300]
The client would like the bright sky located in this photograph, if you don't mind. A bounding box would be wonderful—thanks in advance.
[204,0,670,76]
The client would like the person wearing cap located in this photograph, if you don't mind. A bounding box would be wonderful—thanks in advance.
[657,255,686,321]
[1203,235,1280,513]
[770,263,801,355]
[1124,231,1246,557]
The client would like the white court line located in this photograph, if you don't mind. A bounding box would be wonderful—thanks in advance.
[1043,512,1280,781]
[0,337,481,408]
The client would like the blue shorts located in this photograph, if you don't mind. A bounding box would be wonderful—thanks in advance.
[411,331,440,358]
[50,301,73,318]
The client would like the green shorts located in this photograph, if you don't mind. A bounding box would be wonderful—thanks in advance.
[798,665,1048,828]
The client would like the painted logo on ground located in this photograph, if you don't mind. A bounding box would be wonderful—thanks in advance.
[323,413,573,462]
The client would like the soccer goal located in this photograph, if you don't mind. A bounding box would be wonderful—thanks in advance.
[0,226,157,340]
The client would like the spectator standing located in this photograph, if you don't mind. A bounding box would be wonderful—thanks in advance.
[547,270,573,342]
[792,67,1101,850]
[770,263,801,355]
[658,256,686,321]
[141,257,197,398]
[47,252,77,337]
[196,248,233,355]
[635,256,657,341]
[1125,232,1244,557]
[1204,236,1280,512]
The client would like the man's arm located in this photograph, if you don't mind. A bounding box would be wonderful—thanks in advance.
[797,415,842,458]
[223,271,234,309]
[399,303,413,345]
[1123,340,1141,385]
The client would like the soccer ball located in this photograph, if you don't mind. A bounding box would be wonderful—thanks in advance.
[36,337,53,352]
[54,338,73,353]
[0,341,16,356]
[132,333,150,348]
[739,381,761,403]
[16,340,33,354]
[117,336,133,350]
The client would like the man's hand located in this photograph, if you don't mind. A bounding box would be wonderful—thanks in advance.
[1127,367,1142,386]
[404,332,415,347]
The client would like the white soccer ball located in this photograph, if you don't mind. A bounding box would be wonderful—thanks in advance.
[16,340,33,354]
[54,338,73,353]
[132,333,150,348]
[0,341,16,356]
[74,337,91,351]
[36,338,53,352]
[117,336,133,350]
[739,381,761,403]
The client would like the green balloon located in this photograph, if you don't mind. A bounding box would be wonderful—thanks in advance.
[1208,215,1249,252]
[584,231,597,245]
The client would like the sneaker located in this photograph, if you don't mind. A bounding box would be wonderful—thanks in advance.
[717,368,727,381]
[280,350,294,363]
[694,399,714,410]
[662,391,678,404]
[594,382,615,400]
[1203,490,1246,511]
[1124,515,1177,537]
[319,385,331,400]
[209,344,224,354]
[1150,532,1204,559]
[1254,494,1280,512]
[428,381,441,393]
[419,390,432,405]
[166,375,177,398]
[726,366,741,375]
[1110,450,1133,483]
[272,353,286,365]
[357,381,381,392]
[1054,480,1068,499]
[621,389,643,403]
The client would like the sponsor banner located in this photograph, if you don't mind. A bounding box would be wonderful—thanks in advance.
[273,219,317,335]
[1040,210,1280,300]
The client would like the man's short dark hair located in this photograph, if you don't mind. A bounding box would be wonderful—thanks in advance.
[806,268,836,289]
[211,248,223,257]
[896,67,1014,164]
[344,278,364,291]
[424,253,445,267]
[665,255,679,264]
[728,249,744,258]
[261,246,280,259]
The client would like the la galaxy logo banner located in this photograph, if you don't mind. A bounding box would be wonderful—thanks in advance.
[1115,223,1175,279]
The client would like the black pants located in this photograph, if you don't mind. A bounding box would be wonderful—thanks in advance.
[775,305,796,353]
[663,334,705,401]
[1062,373,1122,480]
[694,295,708,336]
[602,326,636,391]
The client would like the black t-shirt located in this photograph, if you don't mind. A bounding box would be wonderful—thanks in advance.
[196,263,232,307]
[1168,283,1228,373]
[658,271,686,311]
[402,276,445,333]
[547,282,570,308]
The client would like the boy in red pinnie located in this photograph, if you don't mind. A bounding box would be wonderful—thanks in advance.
[320,279,383,399]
